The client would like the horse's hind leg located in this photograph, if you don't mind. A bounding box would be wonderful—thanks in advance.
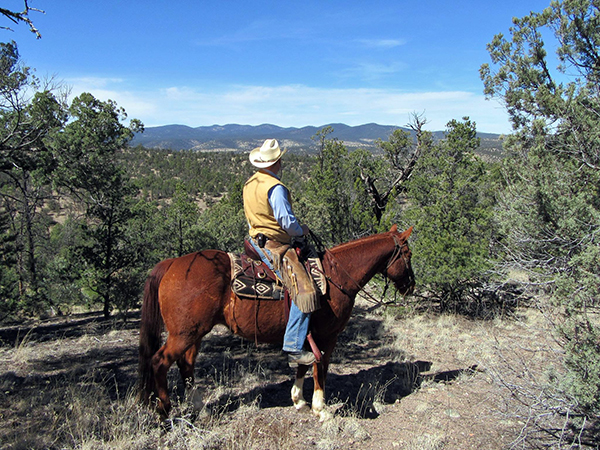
[177,344,204,410]
[151,335,191,417]
[176,344,197,388]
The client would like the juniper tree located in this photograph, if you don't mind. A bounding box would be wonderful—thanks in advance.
[481,0,600,417]
[53,93,143,318]
[404,118,495,312]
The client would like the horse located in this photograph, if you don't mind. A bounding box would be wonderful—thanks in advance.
[138,225,414,421]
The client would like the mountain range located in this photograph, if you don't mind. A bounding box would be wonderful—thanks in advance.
[131,123,503,156]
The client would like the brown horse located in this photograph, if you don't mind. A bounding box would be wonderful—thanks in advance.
[138,225,414,420]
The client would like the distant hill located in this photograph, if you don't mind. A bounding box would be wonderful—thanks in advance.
[131,123,503,158]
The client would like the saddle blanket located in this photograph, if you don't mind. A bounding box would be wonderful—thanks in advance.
[228,252,327,301]
[228,253,284,300]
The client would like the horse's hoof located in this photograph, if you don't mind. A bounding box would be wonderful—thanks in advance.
[293,399,309,411]
[314,408,333,422]
[154,399,171,420]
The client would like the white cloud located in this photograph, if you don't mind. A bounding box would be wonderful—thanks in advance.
[338,62,407,81]
[64,79,511,134]
[357,38,406,48]
[66,76,125,89]
[64,77,159,120]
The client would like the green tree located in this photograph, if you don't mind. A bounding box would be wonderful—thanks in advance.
[302,134,355,243]
[0,209,18,318]
[165,182,200,256]
[404,117,495,312]
[42,217,87,314]
[0,41,66,314]
[302,129,396,244]
[53,93,143,318]
[481,0,600,419]
[198,178,246,252]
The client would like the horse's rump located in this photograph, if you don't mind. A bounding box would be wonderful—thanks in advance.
[138,257,174,402]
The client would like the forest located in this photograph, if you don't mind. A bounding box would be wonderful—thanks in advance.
[1,0,599,447]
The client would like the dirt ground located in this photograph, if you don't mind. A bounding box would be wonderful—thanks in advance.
[0,300,595,449]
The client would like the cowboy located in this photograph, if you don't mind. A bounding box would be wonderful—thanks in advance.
[243,139,320,366]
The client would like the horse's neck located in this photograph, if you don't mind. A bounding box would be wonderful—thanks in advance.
[327,234,392,294]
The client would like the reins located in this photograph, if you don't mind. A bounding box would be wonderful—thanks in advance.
[308,230,407,310]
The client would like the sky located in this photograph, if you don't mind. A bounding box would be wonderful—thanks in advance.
[5,0,554,134]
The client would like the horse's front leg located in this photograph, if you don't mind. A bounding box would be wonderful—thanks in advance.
[292,365,311,411]
[311,340,336,421]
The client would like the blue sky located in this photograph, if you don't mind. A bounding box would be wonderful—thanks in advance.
[6,0,553,133]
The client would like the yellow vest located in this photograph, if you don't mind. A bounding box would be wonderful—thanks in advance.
[243,171,291,243]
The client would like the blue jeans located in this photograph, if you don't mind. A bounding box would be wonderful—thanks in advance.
[282,302,311,353]
[248,237,311,353]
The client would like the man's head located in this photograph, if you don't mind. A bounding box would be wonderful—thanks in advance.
[249,139,287,169]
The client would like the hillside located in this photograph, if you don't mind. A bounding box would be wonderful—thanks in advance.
[131,123,504,157]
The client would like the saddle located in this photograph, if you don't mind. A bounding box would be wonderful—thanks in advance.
[228,239,326,301]
[229,240,327,363]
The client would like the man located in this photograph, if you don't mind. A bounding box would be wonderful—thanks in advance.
[243,138,320,366]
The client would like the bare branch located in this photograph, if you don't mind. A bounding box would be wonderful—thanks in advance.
[0,1,45,39]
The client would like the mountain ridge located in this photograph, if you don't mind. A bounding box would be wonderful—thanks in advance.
[131,123,503,155]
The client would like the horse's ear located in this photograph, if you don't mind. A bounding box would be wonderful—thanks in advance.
[389,224,398,232]
[400,226,413,239]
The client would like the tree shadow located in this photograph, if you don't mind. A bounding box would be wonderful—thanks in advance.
[201,359,477,420]
[0,305,478,425]
[0,310,140,347]
[1,344,139,401]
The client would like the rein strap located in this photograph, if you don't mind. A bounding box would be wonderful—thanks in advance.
[311,231,405,309]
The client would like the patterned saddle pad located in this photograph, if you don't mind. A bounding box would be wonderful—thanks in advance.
[228,249,327,301]
[228,253,284,300]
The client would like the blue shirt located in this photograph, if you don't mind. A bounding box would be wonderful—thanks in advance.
[264,169,304,237]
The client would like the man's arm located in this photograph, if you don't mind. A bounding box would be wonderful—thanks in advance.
[268,184,306,236]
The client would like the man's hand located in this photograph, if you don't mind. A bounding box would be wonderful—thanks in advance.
[301,224,310,236]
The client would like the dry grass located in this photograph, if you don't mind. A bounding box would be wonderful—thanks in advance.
[0,302,593,449]
[366,302,589,449]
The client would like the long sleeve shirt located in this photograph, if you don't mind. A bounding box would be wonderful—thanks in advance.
[264,169,304,237]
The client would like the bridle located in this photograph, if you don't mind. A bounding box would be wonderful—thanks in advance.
[310,231,412,309]
[384,233,414,290]
[387,233,407,269]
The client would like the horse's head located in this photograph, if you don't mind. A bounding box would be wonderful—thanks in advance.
[382,225,415,295]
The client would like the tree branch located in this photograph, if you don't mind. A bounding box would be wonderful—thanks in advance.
[0,1,44,39]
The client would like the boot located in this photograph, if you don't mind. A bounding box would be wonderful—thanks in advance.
[287,350,316,366]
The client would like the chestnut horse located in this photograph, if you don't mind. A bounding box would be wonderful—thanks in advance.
[138,225,414,420]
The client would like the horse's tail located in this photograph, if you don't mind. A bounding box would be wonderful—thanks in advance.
[138,259,172,404]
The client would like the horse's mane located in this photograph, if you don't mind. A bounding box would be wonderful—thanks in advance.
[328,231,390,255]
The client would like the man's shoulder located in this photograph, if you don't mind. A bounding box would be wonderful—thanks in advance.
[250,171,285,187]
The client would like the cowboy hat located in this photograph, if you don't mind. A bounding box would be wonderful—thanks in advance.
[249,139,287,168]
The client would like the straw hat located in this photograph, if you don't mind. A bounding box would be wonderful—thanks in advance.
[249,139,287,168]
